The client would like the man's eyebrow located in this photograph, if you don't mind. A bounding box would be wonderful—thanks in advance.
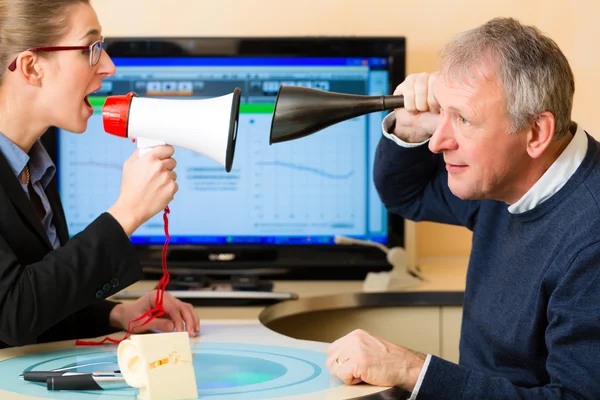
[445,104,474,116]
[79,28,101,40]
[445,106,463,113]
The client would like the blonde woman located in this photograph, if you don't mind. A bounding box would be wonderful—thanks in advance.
[0,0,199,348]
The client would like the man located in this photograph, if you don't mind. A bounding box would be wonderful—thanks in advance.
[325,17,600,399]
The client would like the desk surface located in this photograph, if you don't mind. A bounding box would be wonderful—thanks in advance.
[0,261,467,399]
[0,320,408,400]
[119,261,468,320]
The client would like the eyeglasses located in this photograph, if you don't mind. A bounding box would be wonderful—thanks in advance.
[7,37,104,72]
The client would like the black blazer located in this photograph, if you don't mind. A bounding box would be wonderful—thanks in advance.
[0,149,143,348]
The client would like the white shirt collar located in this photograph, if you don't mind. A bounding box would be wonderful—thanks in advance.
[508,124,588,214]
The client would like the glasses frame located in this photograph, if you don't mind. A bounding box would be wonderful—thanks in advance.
[7,37,104,72]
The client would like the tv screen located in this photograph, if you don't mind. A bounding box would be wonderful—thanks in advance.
[51,37,406,279]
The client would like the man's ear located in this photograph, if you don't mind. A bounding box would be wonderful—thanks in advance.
[526,112,555,159]
[14,51,44,85]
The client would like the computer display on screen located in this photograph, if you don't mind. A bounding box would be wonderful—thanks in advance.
[56,40,401,249]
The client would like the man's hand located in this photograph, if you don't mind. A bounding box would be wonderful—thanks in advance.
[326,329,426,392]
[109,290,199,337]
[392,72,442,143]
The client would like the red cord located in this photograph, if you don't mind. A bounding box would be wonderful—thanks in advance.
[75,206,171,346]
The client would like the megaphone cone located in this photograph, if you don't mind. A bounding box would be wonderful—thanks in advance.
[103,88,242,172]
[269,85,404,145]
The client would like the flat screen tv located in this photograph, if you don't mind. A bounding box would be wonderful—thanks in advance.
[48,37,407,280]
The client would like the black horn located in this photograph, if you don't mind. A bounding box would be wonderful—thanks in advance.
[269,85,404,144]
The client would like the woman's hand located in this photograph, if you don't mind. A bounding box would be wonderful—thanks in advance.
[108,145,178,236]
[109,290,199,337]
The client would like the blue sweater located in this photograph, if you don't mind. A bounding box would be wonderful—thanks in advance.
[373,131,600,399]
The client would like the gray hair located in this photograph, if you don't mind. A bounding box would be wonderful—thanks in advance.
[439,17,574,139]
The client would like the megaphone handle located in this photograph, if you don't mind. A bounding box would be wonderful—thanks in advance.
[137,137,167,157]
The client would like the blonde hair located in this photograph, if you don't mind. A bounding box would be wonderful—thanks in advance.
[440,17,575,139]
[0,0,90,82]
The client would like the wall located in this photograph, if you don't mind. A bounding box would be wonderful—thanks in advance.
[92,0,600,260]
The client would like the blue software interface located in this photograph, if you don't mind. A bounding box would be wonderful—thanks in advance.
[57,57,389,245]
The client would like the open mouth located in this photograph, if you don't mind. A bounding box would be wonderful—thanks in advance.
[84,88,100,110]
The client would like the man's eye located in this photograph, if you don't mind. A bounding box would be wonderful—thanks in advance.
[459,115,469,125]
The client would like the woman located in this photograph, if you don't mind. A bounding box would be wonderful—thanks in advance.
[0,0,199,348]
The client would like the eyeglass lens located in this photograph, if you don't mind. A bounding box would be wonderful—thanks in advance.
[92,41,103,66]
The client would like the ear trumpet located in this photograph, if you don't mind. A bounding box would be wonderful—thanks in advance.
[269,85,404,144]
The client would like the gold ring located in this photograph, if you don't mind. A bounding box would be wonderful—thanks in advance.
[335,357,344,366]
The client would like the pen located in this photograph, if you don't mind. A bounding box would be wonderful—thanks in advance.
[21,370,120,383]
[46,372,128,391]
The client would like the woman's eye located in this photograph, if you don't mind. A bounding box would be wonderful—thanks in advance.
[459,115,469,125]
[82,49,90,55]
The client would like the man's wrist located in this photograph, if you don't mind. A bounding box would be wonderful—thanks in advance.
[408,353,431,400]
[394,127,433,144]
[382,113,431,146]
[402,350,426,392]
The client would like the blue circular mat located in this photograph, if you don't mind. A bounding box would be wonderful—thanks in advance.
[0,342,341,399]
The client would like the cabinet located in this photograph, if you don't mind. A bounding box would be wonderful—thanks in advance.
[262,304,463,363]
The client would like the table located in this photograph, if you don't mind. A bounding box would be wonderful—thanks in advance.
[0,261,467,399]
[0,321,408,399]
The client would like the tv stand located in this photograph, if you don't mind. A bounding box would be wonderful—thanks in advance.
[167,248,278,264]
[112,274,297,306]
[138,245,392,281]
[165,275,274,292]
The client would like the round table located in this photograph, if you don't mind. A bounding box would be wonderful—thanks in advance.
[0,320,406,400]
